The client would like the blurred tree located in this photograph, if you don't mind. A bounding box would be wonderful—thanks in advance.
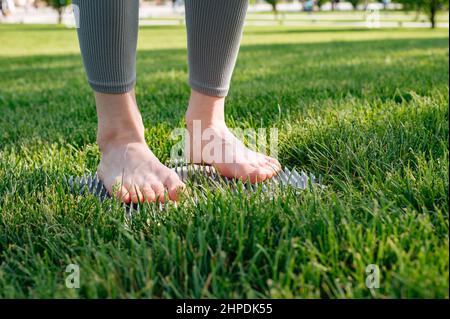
[42,0,71,24]
[378,0,391,10]
[264,0,278,12]
[348,0,363,9]
[331,0,340,11]
[316,0,328,10]
[398,0,449,28]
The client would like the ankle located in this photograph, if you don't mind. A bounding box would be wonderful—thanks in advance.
[185,90,226,128]
[97,128,145,153]
[95,91,146,153]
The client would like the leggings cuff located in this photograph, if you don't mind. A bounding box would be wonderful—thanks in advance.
[189,79,229,97]
[89,79,136,94]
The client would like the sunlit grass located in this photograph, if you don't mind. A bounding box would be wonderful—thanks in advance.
[0,24,448,298]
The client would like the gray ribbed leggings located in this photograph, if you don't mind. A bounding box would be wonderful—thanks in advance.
[73,0,248,97]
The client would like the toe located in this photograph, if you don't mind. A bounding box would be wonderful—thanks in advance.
[252,166,269,183]
[165,176,186,202]
[255,161,275,180]
[262,160,280,178]
[127,184,143,204]
[230,163,254,182]
[167,183,185,201]
[115,185,131,204]
[263,162,278,178]
[151,182,166,203]
[239,164,267,184]
[135,187,145,203]
[265,156,282,171]
[141,185,156,203]
[253,154,278,178]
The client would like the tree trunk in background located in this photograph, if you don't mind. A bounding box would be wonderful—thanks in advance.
[331,0,339,11]
[430,0,437,28]
[57,7,63,24]
[271,3,277,12]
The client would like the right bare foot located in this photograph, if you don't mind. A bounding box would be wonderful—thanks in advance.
[95,91,185,204]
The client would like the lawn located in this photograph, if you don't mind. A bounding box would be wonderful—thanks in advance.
[0,24,448,298]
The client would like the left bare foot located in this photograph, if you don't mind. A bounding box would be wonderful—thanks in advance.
[185,90,281,183]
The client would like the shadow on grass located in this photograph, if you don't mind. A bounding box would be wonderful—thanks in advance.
[0,36,447,149]
[243,27,382,35]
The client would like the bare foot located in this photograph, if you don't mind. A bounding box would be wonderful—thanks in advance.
[185,90,282,183]
[95,91,184,204]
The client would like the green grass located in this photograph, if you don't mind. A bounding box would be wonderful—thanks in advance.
[0,24,448,298]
